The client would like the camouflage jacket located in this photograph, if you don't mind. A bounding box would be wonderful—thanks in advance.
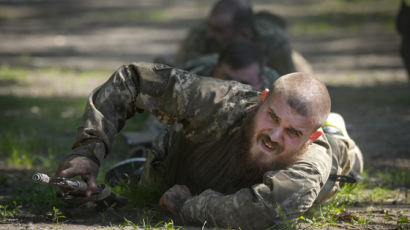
[71,63,355,229]
[182,53,281,91]
[175,14,295,76]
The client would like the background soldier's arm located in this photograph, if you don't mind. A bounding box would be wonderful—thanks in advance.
[175,23,208,66]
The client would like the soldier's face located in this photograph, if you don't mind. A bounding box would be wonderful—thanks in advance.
[206,13,235,53]
[248,92,317,169]
[213,62,263,90]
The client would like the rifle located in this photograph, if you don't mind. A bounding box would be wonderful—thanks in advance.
[32,173,88,194]
[32,173,127,209]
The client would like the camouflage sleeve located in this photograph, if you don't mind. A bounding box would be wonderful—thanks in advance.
[71,62,257,161]
[179,137,332,229]
[71,64,142,163]
[175,23,208,66]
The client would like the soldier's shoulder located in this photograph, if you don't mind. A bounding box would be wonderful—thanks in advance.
[255,11,287,30]
[183,53,219,76]
[254,14,288,45]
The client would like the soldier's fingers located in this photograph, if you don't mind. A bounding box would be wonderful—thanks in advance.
[159,194,171,211]
[85,174,98,197]
[181,185,190,191]
[159,196,167,209]
[54,161,70,177]
[58,167,79,179]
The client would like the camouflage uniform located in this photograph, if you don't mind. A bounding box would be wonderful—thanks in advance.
[71,63,362,229]
[175,16,295,76]
[182,53,281,91]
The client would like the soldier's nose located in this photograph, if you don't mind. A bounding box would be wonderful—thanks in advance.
[268,128,283,144]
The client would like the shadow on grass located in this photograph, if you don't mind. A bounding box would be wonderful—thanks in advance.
[327,83,410,163]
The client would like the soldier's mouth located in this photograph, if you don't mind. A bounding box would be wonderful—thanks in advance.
[260,135,275,152]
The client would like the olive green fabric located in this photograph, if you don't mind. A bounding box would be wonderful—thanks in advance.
[70,63,361,229]
[182,53,281,90]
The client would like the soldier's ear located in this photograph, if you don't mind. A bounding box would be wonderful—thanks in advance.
[309,130,323,142]
[260,88,269,102]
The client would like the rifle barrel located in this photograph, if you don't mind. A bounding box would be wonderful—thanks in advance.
[32,172,88,193]
[32,172,50,184]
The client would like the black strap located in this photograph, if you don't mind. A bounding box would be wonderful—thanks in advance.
[329,174,358,184]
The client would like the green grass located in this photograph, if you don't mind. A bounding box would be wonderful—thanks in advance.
[300,170,410,228]
[0,201,22,221]
[373,168,410,188]
[0,64,28,83]
[111,179,164,209]
[0,95,87,169]
[289,0,400,35]
[0,94,149,168]
[0,64,109,81]
[123,217,183,230]
[46,206,67,224]
[6,185,66,212]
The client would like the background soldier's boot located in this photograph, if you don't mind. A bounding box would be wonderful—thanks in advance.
[322,112,349,138]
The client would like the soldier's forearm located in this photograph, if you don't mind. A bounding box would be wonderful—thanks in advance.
[179,188,279,230]
[72,64,141,158]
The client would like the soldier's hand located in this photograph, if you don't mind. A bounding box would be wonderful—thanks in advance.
[159,184,192,215]
[55,155,99,197]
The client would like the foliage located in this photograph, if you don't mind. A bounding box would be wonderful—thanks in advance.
[373,168,410,188]
[46,206,67,224]
[122,217,183,230]
[300,182,360,227]
[272,204,298,230]
[289,0,398,35]
[111,178,163,209]
[0,201,22,221]
[0,64,28,82]
[10,184,66,209]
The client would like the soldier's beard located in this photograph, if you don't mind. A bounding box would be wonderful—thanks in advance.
[183,106,306,195]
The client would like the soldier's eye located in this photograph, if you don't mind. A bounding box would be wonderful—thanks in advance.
[268,110,279,122]
[288,128,302,138]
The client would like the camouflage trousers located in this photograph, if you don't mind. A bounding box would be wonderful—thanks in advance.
[316,132,363,202]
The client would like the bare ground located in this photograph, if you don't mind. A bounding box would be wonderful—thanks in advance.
[0,0,409,229]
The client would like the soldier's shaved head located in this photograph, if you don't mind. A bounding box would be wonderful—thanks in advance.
[206,0,255,53]
[211,0,251,16]
[267,72,331,129]
[211,0,254,31]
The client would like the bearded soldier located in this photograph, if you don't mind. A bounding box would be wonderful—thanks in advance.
[55,63,363,229]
